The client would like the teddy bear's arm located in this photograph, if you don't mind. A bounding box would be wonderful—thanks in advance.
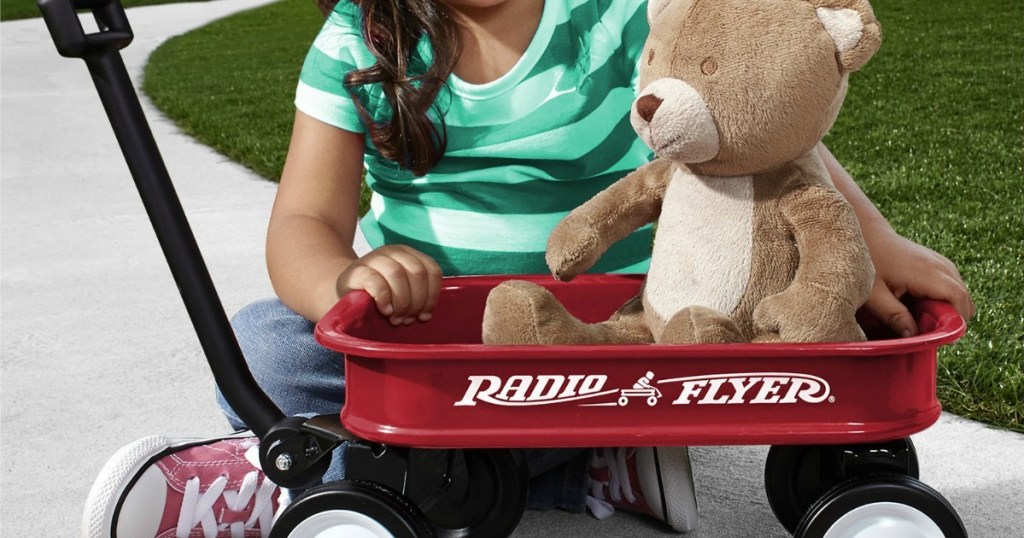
[546,158,674,281]
[755,182,875,342]
[782,183,875,299]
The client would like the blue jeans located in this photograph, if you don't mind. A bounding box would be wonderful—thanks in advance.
[218,298,590,512]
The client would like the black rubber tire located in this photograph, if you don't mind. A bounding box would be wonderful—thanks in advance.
[426,449,529,538]
[765,445,846,533]
[765,439,919,533]
[795,474,966,538]
[270,479,435,538]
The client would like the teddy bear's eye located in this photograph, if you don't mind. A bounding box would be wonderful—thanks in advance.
[647,48,656,65]
[700,57,718,75]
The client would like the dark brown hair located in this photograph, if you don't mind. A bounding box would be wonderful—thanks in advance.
[317,0,460,176]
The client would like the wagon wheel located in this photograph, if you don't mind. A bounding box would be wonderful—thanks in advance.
[765,438,919,532]
[270,480,435,538]
[794,474,966,538]
[425,448,529,538]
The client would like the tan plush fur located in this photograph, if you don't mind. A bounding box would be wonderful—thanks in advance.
[483,0,879,345]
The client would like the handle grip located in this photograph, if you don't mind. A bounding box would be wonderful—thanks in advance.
[39,0,133,58]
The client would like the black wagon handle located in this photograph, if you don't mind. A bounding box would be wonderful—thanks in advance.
[37,0,340,487]
[39,0,133,58]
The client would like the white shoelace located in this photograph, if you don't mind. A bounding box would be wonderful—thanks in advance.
[176,471,278,538]
[585,447,637,520]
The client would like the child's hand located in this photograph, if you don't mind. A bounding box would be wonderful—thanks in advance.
[336,245,443,325]
[863,229,975,336]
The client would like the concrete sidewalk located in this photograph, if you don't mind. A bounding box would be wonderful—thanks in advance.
[2,1,1022,536]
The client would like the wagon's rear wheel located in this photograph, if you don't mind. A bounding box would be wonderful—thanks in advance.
[794,474,966,538]
[765,438,919,532]
[425,448,529,538]
[270,480,435,538]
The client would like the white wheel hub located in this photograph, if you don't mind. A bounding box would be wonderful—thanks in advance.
[823,501,944,538]
[285,509,396,538]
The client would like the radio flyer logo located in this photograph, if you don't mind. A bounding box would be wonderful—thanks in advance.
[453,371,833,407]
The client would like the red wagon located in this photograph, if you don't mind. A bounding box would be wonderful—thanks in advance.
[291,274,968,537]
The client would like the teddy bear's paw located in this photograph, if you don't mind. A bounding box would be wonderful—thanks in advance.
[833,322,867,342]
[482,281,546,345]
[808,315,867,343]
[546,217,604,281]
[777,316,867,343]
[754,290,866,343]
[482,280,594,345]
[660,306,744,344]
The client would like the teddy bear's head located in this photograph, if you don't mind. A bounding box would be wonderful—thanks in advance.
[631,0,880,176]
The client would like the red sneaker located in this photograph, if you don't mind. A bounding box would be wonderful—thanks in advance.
[82,434,281,538]
[587,446,698,532]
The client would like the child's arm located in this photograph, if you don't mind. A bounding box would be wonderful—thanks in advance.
[267,111,442,324]
[818,143,976,336]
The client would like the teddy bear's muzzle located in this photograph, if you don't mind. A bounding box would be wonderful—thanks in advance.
[630,78,720,164]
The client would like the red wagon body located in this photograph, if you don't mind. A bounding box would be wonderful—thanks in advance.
[316,274,965,449]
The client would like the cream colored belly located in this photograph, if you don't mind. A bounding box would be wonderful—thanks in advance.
[645,169,755,321]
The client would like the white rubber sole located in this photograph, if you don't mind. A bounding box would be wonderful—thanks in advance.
[81,435,173,538]
[653,446,699,533]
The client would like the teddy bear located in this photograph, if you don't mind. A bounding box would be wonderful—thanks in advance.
[482,0,880,346]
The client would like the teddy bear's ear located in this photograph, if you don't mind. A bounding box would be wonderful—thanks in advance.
[648,0,673,24]
[813,0,882,72]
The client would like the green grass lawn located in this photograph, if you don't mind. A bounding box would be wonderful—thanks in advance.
[1,0,205,21]
[143,0,323,180]
[143,0,1023,432]
[826,1,1024,432]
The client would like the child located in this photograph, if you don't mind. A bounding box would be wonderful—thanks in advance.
[82,0,976,536]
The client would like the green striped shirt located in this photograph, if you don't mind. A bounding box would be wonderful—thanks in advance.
[296,0,653,276]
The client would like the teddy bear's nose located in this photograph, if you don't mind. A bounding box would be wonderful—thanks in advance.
[635,94,663,123]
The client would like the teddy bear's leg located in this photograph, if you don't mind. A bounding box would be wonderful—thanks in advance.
[482,280,652,345]
[660,305,745,344]
[753,292,867,343]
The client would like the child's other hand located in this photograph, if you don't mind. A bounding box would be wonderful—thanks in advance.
[336,245,443,325]
[863,230,975,337]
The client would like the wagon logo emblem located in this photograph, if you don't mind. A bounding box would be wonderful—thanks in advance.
[616,371,663,407]
[453,371,832,407]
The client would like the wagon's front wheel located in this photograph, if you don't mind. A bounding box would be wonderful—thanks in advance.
[794,474,966,538]
[765,439,919,532]
[270,480,435,538]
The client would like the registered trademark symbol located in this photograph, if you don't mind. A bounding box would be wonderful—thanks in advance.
[828,396,836,403]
